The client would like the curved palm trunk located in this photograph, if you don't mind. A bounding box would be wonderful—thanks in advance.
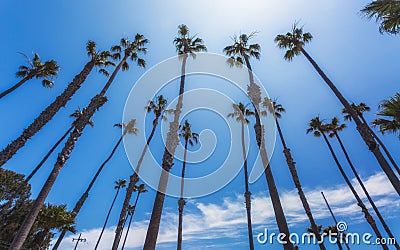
[0,61,96,167]
[111,117,159,249]
[0,73,34,99]
[319,130,388,250]
[275,119,326,250]
[143,54,188,250]
[241,122,255,250]
[94,187,121,250]
[121,193,141,250]
[52,134,125,250]
[177,140,188,250]
[26,125,74,182]
[244,55,293,250]
[334,131,399,249]
[359,114,400,175]
[321,192,350,250]
[298,46,400,196]
[9,56,128,250]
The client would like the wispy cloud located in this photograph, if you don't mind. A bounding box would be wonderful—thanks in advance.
[56,172,399,249]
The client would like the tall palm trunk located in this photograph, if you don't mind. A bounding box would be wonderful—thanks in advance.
[27,125,74,182]
[9,55,128,250]
[143,54,188,249]
[177,140,188,250]
[94,186,122,250]
[298,46,400,196]
[0,72,35,99]
[112,116,159,249]
[0,61,96,166]
[275,119,326,250]
[333,131,399,249]
[52,134,125,250]
[121,193,141,250]
[319,130,388,250]
[241,121,255,250]
[243,55,294,250]
[359,114,400,175]
[321,192,349,250]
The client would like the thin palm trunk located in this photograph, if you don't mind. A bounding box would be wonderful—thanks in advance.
[244,55,293,250]
[320,130,388,250]
[241,121,255,250]
[177,140,188,250]
[9,56,128,250]
[334,131,399,249]
[298,46,400,196]
[52,134,125,250]
[94,187,121,250]
[111,117,159,249]
[359,114,400,176]
[276,119,326,250]
[121,193,141,250]
[0,61,96,166]
[321,192,347,250]
[26,126,74,182]
[143,54,188,249]
[0,73,34,99]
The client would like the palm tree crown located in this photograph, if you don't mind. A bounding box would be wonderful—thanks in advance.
[223,32,260,67]
[114,179,127,189]
[179,120,199,146]
[16,53,60,87]
[86,40,116,77]
[361,0,400,34]
[274,23,313,61]
[114,119,138,135]
[326,117,347,138]
[342,102,371,121]
[111,34,149,70]
[306,116,328,136]
[228,102,255,124]
[373,92,400,138]
[145,95,173,125]
[173,24,207,57]
[262,97,285,119]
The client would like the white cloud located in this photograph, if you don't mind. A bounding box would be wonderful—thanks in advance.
[55,172,399,249]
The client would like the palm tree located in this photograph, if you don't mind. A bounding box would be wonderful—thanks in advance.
[111,96,172,249]
[343,102,400,176]
[94,179,126,250]
[307,117,388,250]
[52,119,137,249]
[120,184,148,250]
[275,23,400,196]
[176,120,199,250]
[143,24,206,250]
[224,33,294,250]
[228,103,255,250]
[327,117,399,249]
[373,93,400,139]
[321,192,350,250]
[0,41,114,167]
[361,0,400,34]
[9,35,148,250]
[0,52,59,99]
[262,98,326,250]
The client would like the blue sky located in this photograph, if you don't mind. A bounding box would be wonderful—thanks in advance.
[1,0,399,249]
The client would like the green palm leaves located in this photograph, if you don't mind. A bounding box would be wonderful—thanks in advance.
[373,92,400,138]
[361,0,400,34]
[111,34,149,70]
[179,120,199,146]
[223,32,260,67]
[274,23,313,61]
[173,24,207,58]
